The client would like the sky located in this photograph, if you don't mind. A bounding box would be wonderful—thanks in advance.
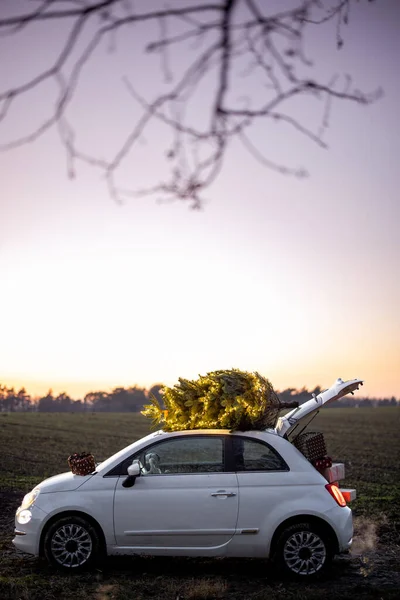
[1,0,399,400]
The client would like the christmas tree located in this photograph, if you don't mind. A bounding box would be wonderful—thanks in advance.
[142,369,292,431]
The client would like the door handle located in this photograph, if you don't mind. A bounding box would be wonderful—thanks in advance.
[211,490,236,497]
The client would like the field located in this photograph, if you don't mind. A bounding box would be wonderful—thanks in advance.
[0,408,399,600]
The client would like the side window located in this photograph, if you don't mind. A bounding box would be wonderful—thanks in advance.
[232,438,287,472]
[136,436,224,475]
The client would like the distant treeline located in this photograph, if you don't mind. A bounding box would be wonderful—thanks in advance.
[278,386,398,409]
[0,383,398,413]
[0,384,163,413]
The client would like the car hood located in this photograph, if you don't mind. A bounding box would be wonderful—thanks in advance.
[275,378,363,440]
[37,471,94,493]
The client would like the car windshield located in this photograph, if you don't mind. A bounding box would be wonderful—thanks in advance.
[96,431,163,474]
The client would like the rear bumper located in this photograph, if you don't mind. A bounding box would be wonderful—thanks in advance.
[327,505,353,553]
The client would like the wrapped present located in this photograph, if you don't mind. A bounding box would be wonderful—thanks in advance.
[322,462,346,483]
[68,452,96,476]
[293,431,327,462]
[340,488,356,502]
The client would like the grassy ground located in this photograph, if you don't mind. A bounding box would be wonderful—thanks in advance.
[0,412,150,491]
[0,408,399,599]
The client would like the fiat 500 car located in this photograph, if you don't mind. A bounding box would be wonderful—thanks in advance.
[13,378,362,578]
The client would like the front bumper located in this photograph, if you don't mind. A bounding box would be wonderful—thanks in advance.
[12,504,48,556]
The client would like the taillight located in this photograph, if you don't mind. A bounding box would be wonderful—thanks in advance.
[325,483,347,507]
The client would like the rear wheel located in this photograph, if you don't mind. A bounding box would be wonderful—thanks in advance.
[273,522,333,579]
[44,515,102,572]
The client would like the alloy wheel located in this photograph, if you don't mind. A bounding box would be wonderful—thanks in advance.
[50,523,93,568]
[283,530,326,575]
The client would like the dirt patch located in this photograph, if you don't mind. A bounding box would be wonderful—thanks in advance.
[94,583,118,600]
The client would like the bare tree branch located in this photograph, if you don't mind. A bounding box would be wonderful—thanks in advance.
[238,128,308,178]
[0,0,55,37]
[0,0,382,208]
[0,0,117,27]
[0,11,88,134]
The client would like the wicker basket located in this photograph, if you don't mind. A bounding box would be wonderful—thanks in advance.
[68,452,96,476]
[293,432,327,462]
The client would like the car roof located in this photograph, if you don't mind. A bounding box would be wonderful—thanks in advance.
[156,429,278,437]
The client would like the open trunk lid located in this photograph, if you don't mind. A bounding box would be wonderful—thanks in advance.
[274,378,363,441]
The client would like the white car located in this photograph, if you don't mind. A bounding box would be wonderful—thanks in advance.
[13,378,362,579]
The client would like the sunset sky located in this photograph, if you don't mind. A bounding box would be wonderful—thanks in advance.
[1,0,399,400]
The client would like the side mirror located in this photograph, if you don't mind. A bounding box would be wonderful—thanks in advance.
[122,459,141,488]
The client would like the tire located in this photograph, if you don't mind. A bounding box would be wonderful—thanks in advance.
[273,522,333,579]
[44,515,102,572]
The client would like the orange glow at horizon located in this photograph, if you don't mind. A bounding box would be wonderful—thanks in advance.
[1,0,399,402]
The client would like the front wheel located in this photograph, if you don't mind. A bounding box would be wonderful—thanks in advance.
[273,522,333,579]
[44,515,102,571]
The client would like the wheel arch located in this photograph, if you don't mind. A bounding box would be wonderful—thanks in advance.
[39,510,107,557]
[269,514,339,557]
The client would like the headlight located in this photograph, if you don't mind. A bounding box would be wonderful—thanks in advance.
[17,509,32,524]
[20,488,40,510]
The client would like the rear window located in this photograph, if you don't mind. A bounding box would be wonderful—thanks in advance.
[232,438,288,472]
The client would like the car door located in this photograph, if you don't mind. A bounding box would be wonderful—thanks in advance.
[113,434,239,550]
[231,436,291,548]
